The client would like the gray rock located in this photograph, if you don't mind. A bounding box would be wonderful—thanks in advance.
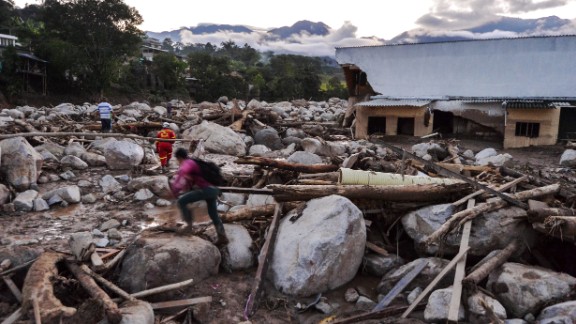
[355,296,376,311]
[118,235,220,301]
[33,198,50,212]
[315,300,334,314]
[468,291,507,323]
[287,151,323,165]
[59,170,76,180]
[118,300,154,324]
[487,262,576,318]
[42,186,81,204]
[80,152,107,166]
[35,142,65,159]
[407,287,423,305]
[248,144,271,157]
[14,190,39,212]
[402,204,535,256]
[424,288,465,322]
[254,128,283,150]
[221,224,253,271]
[61,155,89,170]
[155,199,171,207]
[268,195,366,296]
[127,176,170,198]
[64,142,87,157]
[378,258,453,294]
[94,237,109,248]
[560,149,576,168]
[99,175,122,194]
[81,194,97,204]
[107,228,122,241]
[101,219,121,231]
[134,188,154,201]
[0,137,43,191]
[0,184,10,204]
[104,141,144,170]
[536,301,576,324]
[182,120,246,156]
[344,288,359,303]
[362,253,405,277]
[475,148,498,160]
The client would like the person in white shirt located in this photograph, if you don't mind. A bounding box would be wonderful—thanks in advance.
[97,99,113,133]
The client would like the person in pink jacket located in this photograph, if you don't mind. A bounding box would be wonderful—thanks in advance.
[170,148,228,246]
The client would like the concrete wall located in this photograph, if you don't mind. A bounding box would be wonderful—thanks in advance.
[504,108,560,148]
[355,106,432,138]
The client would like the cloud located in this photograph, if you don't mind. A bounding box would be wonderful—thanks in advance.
[178,21,385,57]
[417,0,569,29]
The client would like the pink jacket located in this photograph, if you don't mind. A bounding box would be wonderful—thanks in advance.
[170,159,211,196]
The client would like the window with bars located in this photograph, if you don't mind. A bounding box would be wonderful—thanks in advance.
[515,122,540,138]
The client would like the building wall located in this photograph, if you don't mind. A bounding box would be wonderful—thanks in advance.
[504,108,560,148]
[355,106,432,138]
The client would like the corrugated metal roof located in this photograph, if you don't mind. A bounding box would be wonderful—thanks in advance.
[16,52,47,63]
[357,99,430,107]
[505,101,551,109]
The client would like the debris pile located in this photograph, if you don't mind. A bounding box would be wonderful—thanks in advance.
[0,97,575,323]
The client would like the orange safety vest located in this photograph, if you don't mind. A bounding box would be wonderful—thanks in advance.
[157,128,176,141]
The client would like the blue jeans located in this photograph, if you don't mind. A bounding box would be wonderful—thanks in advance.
[177,186,222,227]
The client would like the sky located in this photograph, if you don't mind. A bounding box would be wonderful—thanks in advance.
[12,0,576,56]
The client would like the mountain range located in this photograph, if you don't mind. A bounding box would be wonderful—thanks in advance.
[146,16,575,57]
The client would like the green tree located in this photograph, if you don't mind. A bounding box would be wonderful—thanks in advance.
[151,52,187,90]
[41,0,143,95]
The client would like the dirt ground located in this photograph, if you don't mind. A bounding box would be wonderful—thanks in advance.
[0,136,572,323]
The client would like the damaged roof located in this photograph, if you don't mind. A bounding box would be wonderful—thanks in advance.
[335,35,576,100]
[356,99,431,107]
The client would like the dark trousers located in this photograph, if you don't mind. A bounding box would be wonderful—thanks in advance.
[177,186,222,228]
[101,119,112,133]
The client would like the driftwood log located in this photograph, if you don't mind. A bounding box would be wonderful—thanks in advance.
[234,156,339,173]
[268,183,471,202]
[66,262,122,324]
[527,207,576,223]
[21,252,77,323]
[426,183,560,244]
[462,240,521,290]
[0,131,194,142]
[533,216,576,242]
[222,204,276,222]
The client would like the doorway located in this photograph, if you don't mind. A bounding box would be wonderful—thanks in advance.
[368,117,386,135]
[397,118,415,135]
[433,110,454,135]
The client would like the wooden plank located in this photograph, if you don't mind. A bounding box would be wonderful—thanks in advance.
[447,199,475,323]
[2,276,22,303]
[151,297,212,310]
[372,259,429,312]
[401,247,471,318]
[374,140,528,209]
[452,176,527,207]
[365,241,389,257]
[32,298,41,324]
[0,307,23,324]
[244,203,284,318]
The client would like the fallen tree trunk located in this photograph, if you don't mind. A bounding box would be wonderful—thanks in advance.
[234,156,339,173]
[462,240,521,289]
[0,131,194,142]
[452,175,528,207]
[21,252,77,323]
[268,183,471,202]
[532,216,576,242]
[222,204,276,222]
[67,262,122,324]
[527,207,576,223]
[500,166,576,202]
[426,183,560,244]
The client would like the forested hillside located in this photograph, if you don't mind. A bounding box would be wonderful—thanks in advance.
[0,0,347,106]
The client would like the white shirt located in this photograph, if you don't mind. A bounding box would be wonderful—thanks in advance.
[97,102,112,119]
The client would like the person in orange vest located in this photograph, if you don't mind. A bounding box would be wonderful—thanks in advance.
[156,122,177,173]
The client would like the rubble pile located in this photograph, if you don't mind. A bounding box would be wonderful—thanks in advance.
[0,97,575,323]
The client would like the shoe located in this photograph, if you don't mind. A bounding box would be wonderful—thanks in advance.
[160,166,166,173]
[214,225,229,247]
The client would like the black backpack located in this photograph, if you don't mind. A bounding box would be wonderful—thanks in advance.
[191,158,225,186]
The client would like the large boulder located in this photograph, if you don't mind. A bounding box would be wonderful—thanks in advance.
[560,149,576,168]
[0,137,43,191]
[118,234,220,301]
[104,141,144,170]
[536,301,576,324]
[268,195,366,296]
[221,224,253,271]
[287,151,323,165]
[402,204,536,256]
[127,176,171,198]
[183,120,246,156]
[42,185,81,204]
[487,262,576,318]
[254,128,283,150]
[14,190,39,212]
